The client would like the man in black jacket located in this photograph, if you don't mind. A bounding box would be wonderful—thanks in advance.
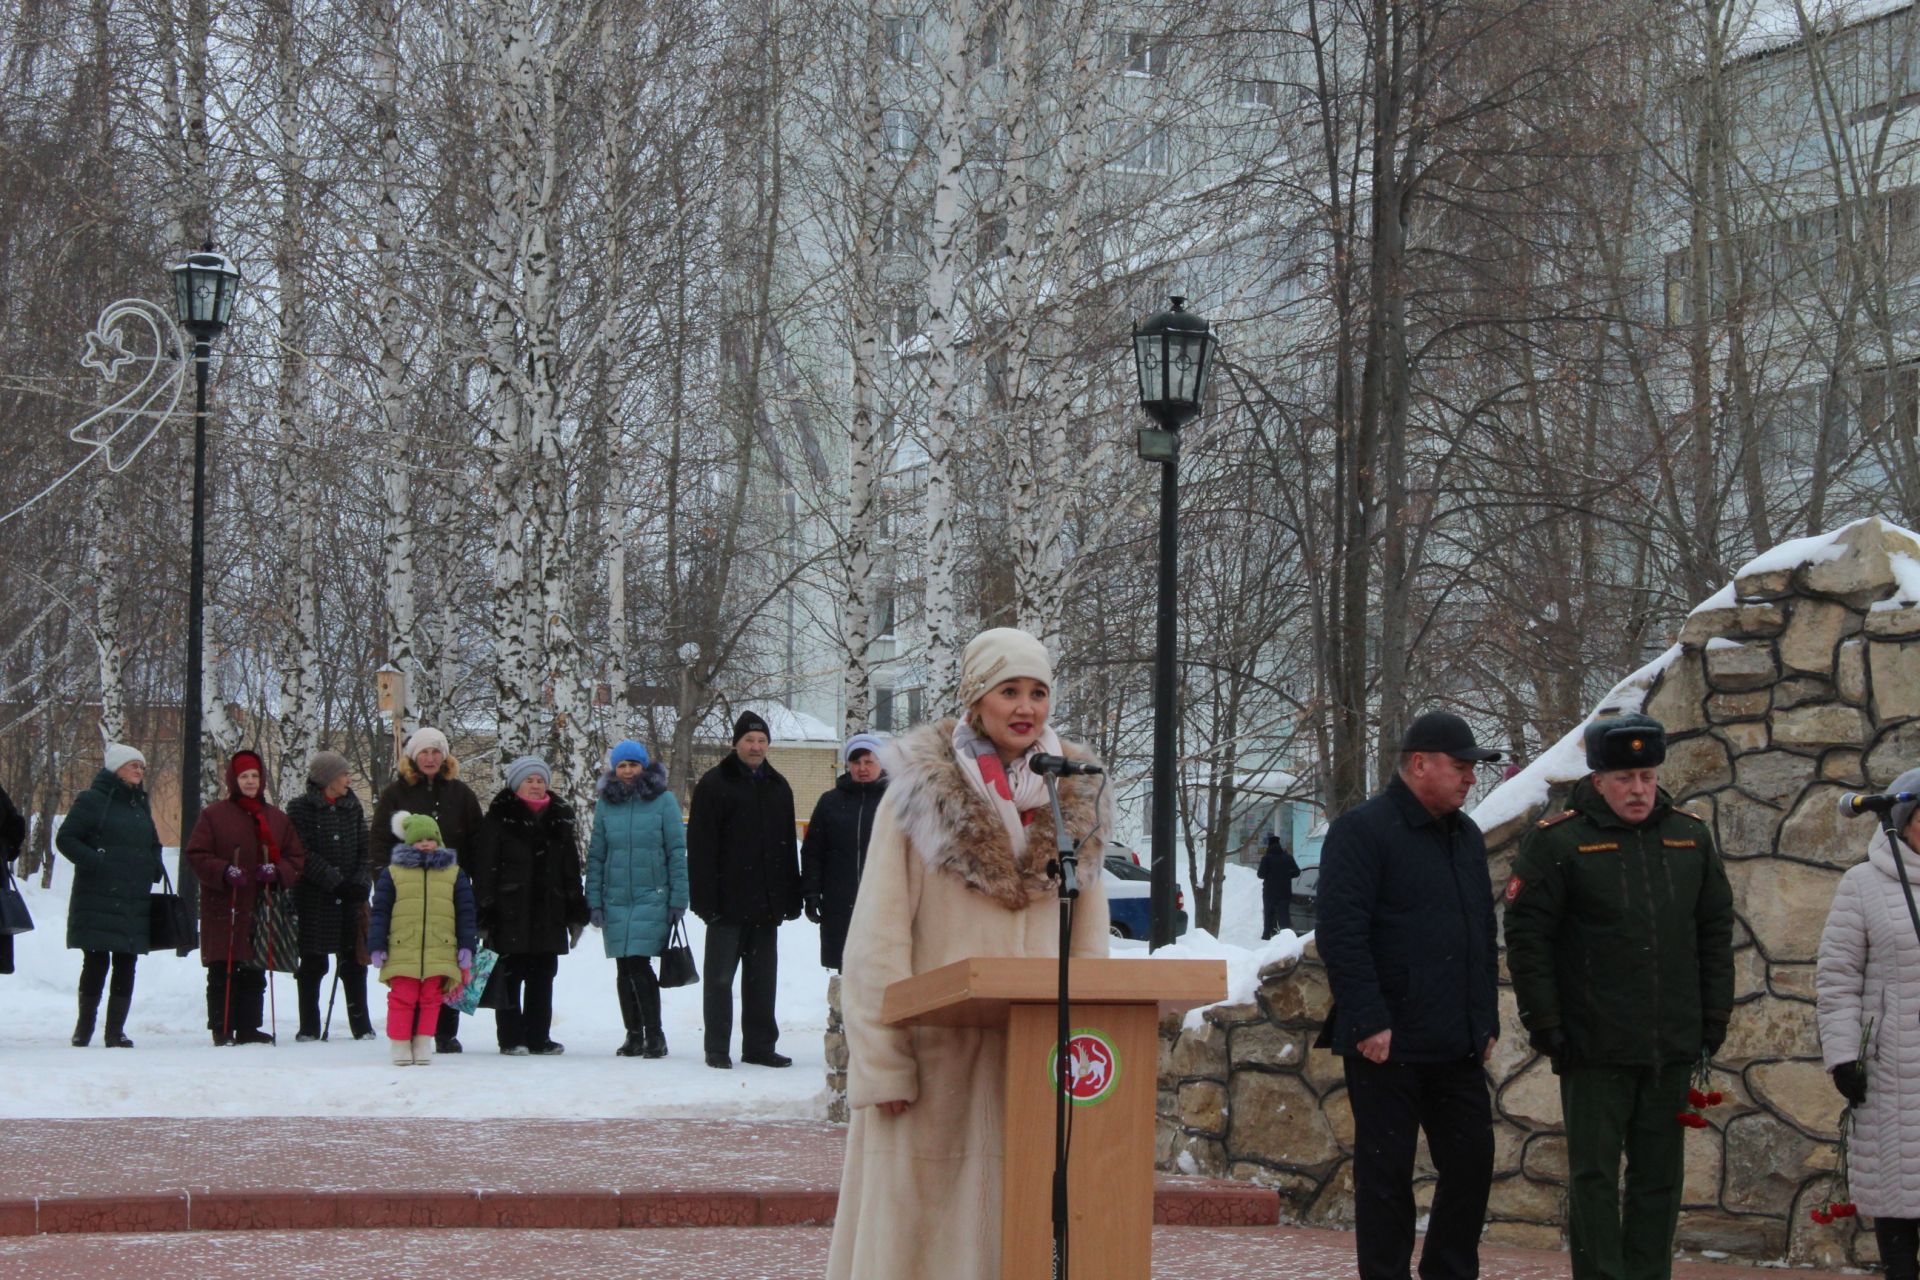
[1315,710,1503,1280]
[1257,833,1300,939]
[800,732,888,970]
[688,711,802,1069]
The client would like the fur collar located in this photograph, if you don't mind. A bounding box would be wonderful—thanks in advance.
[598,762,669,804]
[398,754,461,786]
[880,719,1108,911]
[390,844,457,869]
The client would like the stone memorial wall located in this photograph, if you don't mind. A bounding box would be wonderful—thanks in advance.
[1155,517,1920,1268]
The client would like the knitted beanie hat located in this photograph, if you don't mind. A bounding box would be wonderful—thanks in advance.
[104,743,146,773]
[610,739,650,768]
[392,811,442,845]
[733,711,772,744]
[403,727,450,760]
[307,750,351,786]
[843,732,884,763]
[504,756,551,793]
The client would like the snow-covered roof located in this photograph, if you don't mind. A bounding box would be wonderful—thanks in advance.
[1732,0,1912,61]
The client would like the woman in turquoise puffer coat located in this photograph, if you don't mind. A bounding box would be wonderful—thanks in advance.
[585,741,687,1058]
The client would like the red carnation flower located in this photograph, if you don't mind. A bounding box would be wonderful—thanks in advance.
[1687,1088,1709,1108]
[1832,1203,1857,1219]
[1811,1209,1834,1225]
[1706,1091,1724,1106]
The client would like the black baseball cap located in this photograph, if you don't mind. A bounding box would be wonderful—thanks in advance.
[1401,711,1503,762]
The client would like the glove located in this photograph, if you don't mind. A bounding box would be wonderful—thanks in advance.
[1702,1022,1727,1057]
[589,909,605,929]
[1832,1062,1868,1108]
[569,922,585,949]
[803,894,824,924]
[224,864,246,884]
[669,907,685,926]
[457,948,473,970]
[369,950,387,968]
[1529,1028,1568,1060]
[256,863,278,883]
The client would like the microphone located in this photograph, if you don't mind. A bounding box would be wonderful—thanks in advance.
[1030,753,1104,777]
[1836,791,1917,818]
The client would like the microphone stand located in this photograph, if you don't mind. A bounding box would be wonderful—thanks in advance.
[1045,770,1079,1280]
[1880,808,1920,952]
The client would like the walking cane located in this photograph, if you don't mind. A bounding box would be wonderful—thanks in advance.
[221,893,237,1045]
[264,882,279,1044]
[322,969,340,1041]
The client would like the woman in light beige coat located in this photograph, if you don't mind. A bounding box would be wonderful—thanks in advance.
[826,629,1110,1280]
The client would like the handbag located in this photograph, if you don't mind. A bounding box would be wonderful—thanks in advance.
[148,865,197,956]
[0,859,33,935]
[449,945,499,1015]
[658,919,699,988]
[249,882,300,972]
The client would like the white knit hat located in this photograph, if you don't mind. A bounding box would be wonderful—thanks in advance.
[403,727,450,760]
[955,628,1054,711]
[104,743,146,773]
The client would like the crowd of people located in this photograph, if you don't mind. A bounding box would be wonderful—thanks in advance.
[14,715,888,1068]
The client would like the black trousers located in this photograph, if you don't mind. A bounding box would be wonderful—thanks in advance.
[1879,1217,1920,1280]
[1345,1054,1495,1280]
[494,953,558,1050]
[616,955,662,1032]
[295,953,371,1037]
[78,951,138,1031]
[1261,892,1291,939]
[703,921,779,1058]
[205,964,267,1036]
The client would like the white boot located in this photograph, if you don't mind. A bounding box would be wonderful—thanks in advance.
[389,1037,414,1066]
[412,1035,435,1065]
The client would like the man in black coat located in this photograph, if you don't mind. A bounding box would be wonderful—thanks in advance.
[1314,710,1503,1280]
[800,732,888,970]
[688,711,801,1069]
[1257,833,1300,940]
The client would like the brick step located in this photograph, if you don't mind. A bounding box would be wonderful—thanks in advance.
[0,1179,1277,1237]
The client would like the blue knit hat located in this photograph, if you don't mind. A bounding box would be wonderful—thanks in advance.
[610,739,650,768]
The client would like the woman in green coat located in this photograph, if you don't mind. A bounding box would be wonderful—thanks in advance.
[56,743,165,1048]
[586,741,688,1058]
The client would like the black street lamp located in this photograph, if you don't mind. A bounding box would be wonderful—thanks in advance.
[1132,295,1215,951]
[169,245,240,876]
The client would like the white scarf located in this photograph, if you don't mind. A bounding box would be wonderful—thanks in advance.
[950,717,1062,860]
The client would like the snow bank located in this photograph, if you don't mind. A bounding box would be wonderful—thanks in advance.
[1116,926,1311,1031]
[1468,645,1680,835]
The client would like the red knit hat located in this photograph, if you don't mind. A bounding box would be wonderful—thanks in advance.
[226,750,267,799]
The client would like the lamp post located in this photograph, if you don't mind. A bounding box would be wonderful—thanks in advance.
[169,245,241,871]
[1132,296,1215,950]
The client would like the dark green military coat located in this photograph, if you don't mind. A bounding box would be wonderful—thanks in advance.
[1504,778,1735,1067]
[56,769,165,954]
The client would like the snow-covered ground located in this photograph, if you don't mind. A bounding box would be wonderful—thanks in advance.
[5,858,1277,1120]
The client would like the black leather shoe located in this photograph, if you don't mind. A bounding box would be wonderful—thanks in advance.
[642,1029,668,1060]
[234,1029,275,1046]
[530,1041,565,1056]
[705,1052,733,1069]
[104,1032,134,1048]
[741,1051,792,1068]
[437,1038,463,1054]
[296,1031,320,1043]
[616,1034,645,1058]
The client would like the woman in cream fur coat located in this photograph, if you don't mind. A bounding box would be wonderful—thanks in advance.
[826,629,1110,1280]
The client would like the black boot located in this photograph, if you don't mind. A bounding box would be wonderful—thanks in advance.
[639,979,666,1058]
[102,960,136,1048]
[340,959,375,1040]
[295,957,326,1041]
[1878,1217,1920,1280]
[73,954,106,1047]
[616,961,644,1056]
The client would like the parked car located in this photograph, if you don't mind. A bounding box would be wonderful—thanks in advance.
[1103,854,1189,940]
[1287,865,1319,935]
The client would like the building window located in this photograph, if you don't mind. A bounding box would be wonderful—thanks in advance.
[1109,125,1170,174]
[883,109,921,155]
[979,23,1001,69]
[907,687,925,727]
[875,686,896,731]
[1108,31,1167,76]
[880,205,920,257]
[886,303,922,347]
[1234,78,1279,108]
[885,15,922,64]
[874,590,897,638]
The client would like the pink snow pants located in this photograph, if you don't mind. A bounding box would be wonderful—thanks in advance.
[386,975,445,1041]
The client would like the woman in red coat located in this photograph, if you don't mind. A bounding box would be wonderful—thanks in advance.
[185,750,305,1044]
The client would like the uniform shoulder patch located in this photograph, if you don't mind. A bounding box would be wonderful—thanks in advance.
[1576,841,1621,854]
[1503,874,1525,904]
[1662,837,1699,849]
[1535,809,1578,829]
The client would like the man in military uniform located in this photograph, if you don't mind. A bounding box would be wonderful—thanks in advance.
[1504,713,1736,1280]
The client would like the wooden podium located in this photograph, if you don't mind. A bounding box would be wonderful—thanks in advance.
[882,956,1227,1280]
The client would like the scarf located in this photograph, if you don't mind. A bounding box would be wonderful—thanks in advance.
[234,793,281,866]
[522,793,552,814]
[950,716,1062,859]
